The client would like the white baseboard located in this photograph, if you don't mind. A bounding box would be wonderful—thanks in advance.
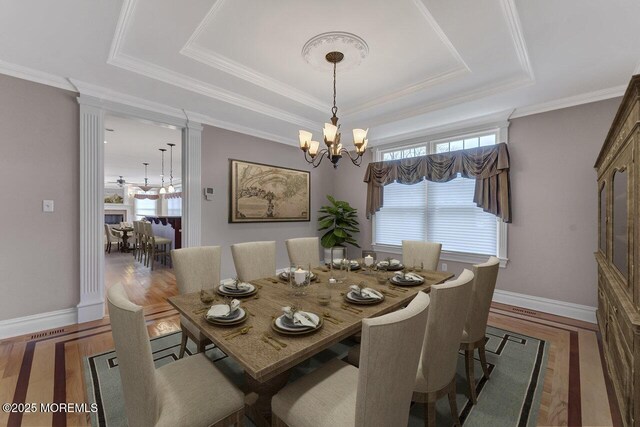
[493,289,597,324]
[0,307,78,340]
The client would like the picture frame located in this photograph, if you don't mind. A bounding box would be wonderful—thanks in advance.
[228,159,311,223]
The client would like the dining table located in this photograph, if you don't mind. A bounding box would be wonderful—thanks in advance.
[167,265,453,427]
[112,226,134,253]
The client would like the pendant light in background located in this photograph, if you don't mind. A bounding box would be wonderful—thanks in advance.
[167,143,176,193]
[158,148,167,194]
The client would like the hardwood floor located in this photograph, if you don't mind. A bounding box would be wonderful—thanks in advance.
[0,256,620,426]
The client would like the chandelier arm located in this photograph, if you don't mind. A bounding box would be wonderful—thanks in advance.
[303,149,330,168]
[340,148,364,166]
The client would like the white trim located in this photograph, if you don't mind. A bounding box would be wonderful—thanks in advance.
[500,0,535,80]
[0,308,78,340]
[510,85,626,118]
[182,122,202,247]
[373,110,513,147]
[0,59,75,91]
[371,243,508,268]
[493,289,597,324]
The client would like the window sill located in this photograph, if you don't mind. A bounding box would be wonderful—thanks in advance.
[371,243,508,268]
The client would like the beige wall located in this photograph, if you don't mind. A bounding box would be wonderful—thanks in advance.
[337,97,621,308]
[0,74,79,321]
[200,126,337,279]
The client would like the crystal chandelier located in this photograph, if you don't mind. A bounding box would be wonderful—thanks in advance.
[298,51,368,168]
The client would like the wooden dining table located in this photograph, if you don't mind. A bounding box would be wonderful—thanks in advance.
[167,266,453,427]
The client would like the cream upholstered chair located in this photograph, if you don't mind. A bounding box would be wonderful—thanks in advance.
[104,224,122,253]
[230,241,276,282]
[402,240,442,271]
[461,256,500,404]
[272,292,430,427]
[285,237,321,268]
[413,269,474,427]
[107,283,245,427]
[171,246,221,358]
[143,221,172,270]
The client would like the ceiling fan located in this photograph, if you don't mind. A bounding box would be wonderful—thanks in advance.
[106,176,127,187]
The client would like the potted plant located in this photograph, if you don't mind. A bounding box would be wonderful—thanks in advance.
[318,195,360,264]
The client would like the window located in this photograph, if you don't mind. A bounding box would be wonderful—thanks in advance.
[373,129,507,265]
[167,197,182,216]
[134,196,157,220]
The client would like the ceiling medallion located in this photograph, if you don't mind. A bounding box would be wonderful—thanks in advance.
[301,31,369,71]
[298,51,368,169]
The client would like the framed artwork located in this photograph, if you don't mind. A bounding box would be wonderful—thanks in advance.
[229,159,310,223]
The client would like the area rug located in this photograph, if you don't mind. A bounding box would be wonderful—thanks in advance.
[84,326,547,427]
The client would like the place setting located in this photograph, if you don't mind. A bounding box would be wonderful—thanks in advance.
[332,258,361,271]
[344,282,385,305]
[279,265,318,282]
[272,305,323,336]
[376,257,404,271]
[203,298,248,327]
[389,270,425,287]
[217,277,258,298]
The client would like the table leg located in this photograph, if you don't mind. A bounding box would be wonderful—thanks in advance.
[244,371,290,427]
[121,232,129,253]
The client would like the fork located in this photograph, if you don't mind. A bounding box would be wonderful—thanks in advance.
[264,333,287,348]
[389,285,408,293]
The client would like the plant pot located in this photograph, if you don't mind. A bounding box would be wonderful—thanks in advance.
[323,246,345,265]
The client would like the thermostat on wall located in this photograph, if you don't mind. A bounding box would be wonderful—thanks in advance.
[204,187,214,201]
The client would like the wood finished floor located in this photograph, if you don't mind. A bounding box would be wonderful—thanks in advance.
[0,253,620,426]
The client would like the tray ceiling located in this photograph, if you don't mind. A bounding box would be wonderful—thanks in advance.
[0,0,638,146]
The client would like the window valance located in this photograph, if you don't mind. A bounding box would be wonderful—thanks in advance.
[363,142,511,222]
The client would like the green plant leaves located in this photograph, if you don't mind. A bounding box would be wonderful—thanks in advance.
[318,195,360,248]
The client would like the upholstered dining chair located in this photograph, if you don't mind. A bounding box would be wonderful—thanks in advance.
[104,224,122,253]
[107,283,245,427]
[413,269,474,427]
[143,221,172,270]
[132,221,142,261]
[461,256,500,404]
[402,240,442,271]
[285,237,321,268]
[271,292,430,427]
[171,246,221,358]
[231,241,276,282]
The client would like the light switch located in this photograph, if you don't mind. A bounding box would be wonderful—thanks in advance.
[43,200,54,213]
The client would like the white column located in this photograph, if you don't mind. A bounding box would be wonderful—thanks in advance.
[182,122,203,248]
[77,100,105,323]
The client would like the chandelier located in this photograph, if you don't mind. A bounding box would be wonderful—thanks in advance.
[298,51,368,168]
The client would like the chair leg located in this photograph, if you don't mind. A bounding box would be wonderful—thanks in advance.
[479,340,490,378]
[465,348,477,404]
[448,379,461,427]
[178,330,188,359]
[424,400,436,427]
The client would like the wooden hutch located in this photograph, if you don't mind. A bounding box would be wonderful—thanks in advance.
[594,74,640,427]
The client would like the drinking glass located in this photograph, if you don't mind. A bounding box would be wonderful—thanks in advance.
[334,258,350,282]
[316,279,332,306]
[200,282,216,306]
[376,265,389,285]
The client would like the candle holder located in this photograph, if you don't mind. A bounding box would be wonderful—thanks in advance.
[291,264,311,297]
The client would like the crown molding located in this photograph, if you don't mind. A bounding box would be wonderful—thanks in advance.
[373,109,513,147]
[108,0,319,130]
[180,0,328,113]
[510,84,626,119]
[500,0,535,80]
[363,75,533,127]
[179,0,471,119]
[0,59,75,91]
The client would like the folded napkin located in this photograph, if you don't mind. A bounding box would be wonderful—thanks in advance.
[395,272,423,282]
[282,306,319,328]
[349,285,383,300]
[378,259,401,267]
[206,299,240,319]
[222,281,252,292]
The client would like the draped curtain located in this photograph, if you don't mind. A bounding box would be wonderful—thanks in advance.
[363,142,511,222]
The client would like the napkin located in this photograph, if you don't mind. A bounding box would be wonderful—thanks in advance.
[395,272,423,282]
[206,299,240,319]
[282,306,319,328]
[222,280,252,292]
[378,259,401,267]
[349,285,383,300]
